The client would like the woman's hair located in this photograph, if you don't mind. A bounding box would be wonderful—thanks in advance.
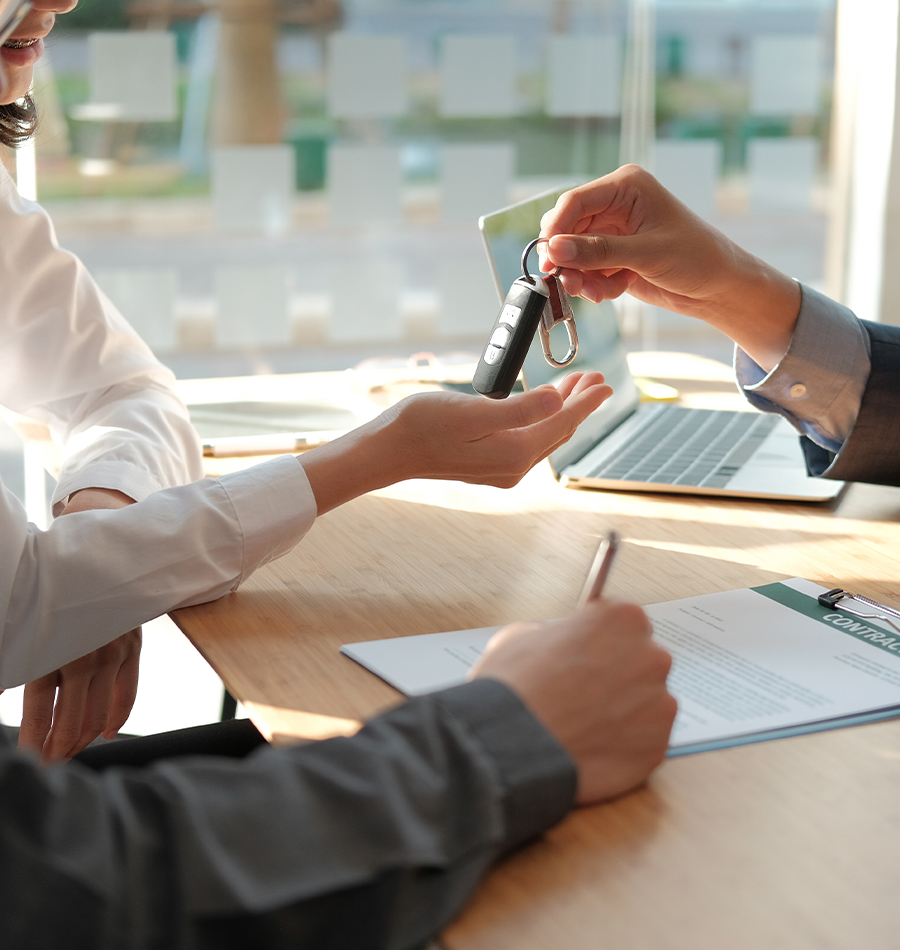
[0,95,37,149]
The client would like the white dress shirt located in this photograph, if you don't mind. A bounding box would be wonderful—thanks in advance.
[0,165,205,512]
[0,167,318,687]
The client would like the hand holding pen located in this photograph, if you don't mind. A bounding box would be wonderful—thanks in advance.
[472,528,676,803]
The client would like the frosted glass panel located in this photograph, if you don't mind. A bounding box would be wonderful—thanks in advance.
[328,145,402,225]
[327,34,407,118]
[654,140,721,218]
[751,37,821,116]
[546,35,621,118]
[214,267,291,348]
[441,144,515,223]
[211,146,295,233]
[329,260,402,343]
[437,258,499,337]
[95,269,178,351]
[748,138,818,213]
[88,31,177,121]
[440,35,516,117]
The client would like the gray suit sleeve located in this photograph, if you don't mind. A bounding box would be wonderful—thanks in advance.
[0,678,576,950]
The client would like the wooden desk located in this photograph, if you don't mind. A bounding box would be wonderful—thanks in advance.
[171,358,900,950]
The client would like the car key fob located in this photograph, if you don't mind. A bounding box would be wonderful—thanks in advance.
[472,276,549,399]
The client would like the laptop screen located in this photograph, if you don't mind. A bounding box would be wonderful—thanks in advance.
[479,189,641,472]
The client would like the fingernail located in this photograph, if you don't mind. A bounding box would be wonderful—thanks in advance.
[541,390,560,413]
[550,236,577,262]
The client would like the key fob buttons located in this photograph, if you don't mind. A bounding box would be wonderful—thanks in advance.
[499,304,522,328]
[489,326,511,348]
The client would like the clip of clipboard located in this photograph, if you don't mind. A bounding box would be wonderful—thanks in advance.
[817,588,900,634]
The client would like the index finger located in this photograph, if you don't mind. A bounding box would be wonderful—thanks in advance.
[40,674,93,761]
[541,179,622,237]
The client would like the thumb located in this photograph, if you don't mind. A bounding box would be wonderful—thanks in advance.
[547,232,654,274]
[470,385,563,433]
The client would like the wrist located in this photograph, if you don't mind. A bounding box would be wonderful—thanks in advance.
[299,407,409,516]
[697,248,801,372]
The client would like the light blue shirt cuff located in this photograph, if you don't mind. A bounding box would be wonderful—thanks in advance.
[734,283,871,454]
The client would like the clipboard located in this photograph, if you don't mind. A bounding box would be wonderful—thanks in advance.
[817,588,900,634]
[342,577,900,757]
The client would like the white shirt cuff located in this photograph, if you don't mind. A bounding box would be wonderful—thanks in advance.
[217,455,318,585]
[734,283,871,453]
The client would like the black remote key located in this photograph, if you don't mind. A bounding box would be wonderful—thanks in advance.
[472,277,549,399]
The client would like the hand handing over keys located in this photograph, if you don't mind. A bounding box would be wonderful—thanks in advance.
[539,164,803,373]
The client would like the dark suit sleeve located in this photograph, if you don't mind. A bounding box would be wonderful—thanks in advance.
[0,678,576,950]
[799,320,900,486]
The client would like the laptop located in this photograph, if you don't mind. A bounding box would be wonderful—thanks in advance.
[479,188,843,502]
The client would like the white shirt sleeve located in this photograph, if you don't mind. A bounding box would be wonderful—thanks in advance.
[0,166,203,514]
[734,283,871,453]
[0,170,320,686]
[0,454,317,689]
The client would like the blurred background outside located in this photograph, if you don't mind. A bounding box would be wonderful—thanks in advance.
[2,0,839,370]
[0,0,840,732]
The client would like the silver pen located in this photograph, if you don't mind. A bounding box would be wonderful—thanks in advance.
[575,531,620,610]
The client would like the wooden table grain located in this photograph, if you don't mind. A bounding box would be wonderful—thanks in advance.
[170,356,900,950]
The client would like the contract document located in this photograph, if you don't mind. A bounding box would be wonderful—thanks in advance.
[342,578,900,755]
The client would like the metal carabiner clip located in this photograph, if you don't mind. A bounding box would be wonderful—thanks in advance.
[540,272,578,368]
[521,239,578,369]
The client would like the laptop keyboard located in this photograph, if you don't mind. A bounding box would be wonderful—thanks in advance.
[587,407,779,488]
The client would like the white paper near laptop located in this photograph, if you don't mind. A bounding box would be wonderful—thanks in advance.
[341,578,900,755]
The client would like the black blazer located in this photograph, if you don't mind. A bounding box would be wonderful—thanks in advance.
[801,320,900,486]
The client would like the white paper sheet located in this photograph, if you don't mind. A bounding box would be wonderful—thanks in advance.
[342,578,900,754]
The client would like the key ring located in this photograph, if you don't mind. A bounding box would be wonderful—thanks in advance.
[520,237,545,284]
[521,238,578,367]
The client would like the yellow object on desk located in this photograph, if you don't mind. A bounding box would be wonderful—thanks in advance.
[634,375,679,401]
